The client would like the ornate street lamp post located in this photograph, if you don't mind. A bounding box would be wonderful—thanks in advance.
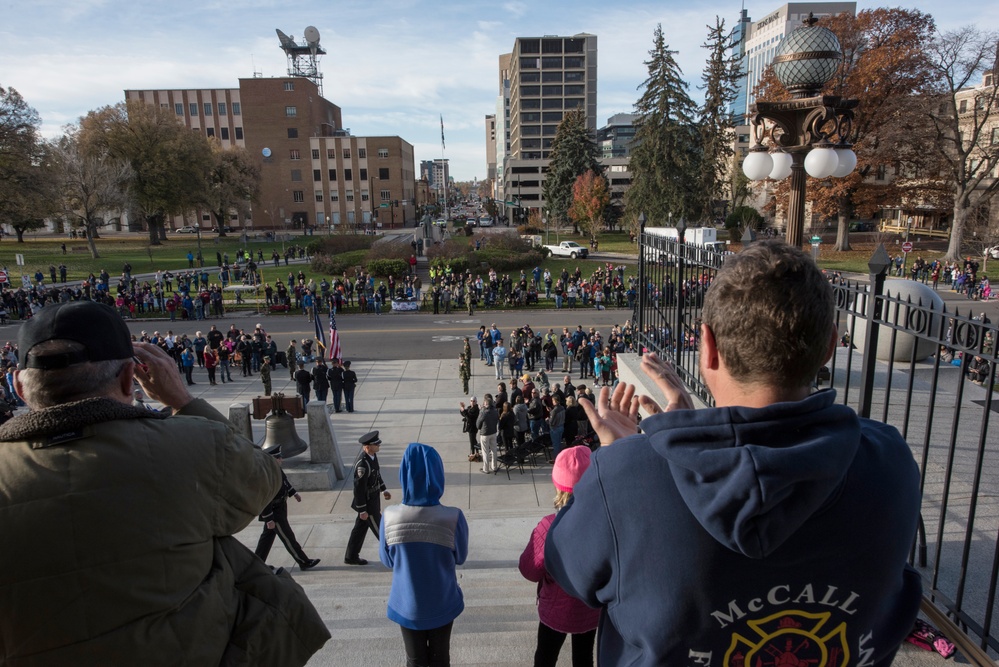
[742,14,858,248]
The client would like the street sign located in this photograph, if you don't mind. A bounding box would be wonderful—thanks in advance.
[379,203,390,208]
[902,241,913,253]
[0,270,8,283]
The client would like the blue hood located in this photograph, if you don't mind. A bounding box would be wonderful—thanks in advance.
[643,390,861,559]
[399,442,444,506]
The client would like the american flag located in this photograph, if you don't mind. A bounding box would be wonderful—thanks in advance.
[313,303,326,356]
[328,309,342,361]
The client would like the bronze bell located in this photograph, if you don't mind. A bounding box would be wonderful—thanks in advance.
[261,412,308,458]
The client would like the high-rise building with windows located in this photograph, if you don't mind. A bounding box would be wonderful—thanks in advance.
[498,33,598,220]
[728,8,753,123]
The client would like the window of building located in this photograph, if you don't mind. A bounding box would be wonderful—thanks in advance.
[232,102,241,115]
[876,165,886,181]
[293,190,304,202]
[330,191,339,202]
[542,71,563,82]
[520,58,540,70]
[329,169,337,181]
[380,189,391,201]
[378,148,389,158]
[542,111,563,123]
[521,86,540,96]
[175,103,184,115]
[565,71,584,83]
[291,170,302,181]
[218,102,227,115]
[290,149,301,160]
[542,57,563,69]
[542,125,558,136]
[542,39,563,54]
[564,98,584,109]
[564,38,585,53]
[959,99,968,113]
[542,98,563,109]
[343,148,351,159]
[564,56,585,68]
[315,190,324,202]
[234,127,243,140]
[206,127,215,137]
[361,190,369,201]
[992,127,999,145]
[309,149,318,159]
[379,167,390,179]
[521,71,541,83]
[327,149,335,159]
[523,112,541,123]
[520,39,540,54]
[284,81,295,91]
[738,134,750,143]
[522,125,541,136]
[345,191,354,202]
[189,103,198,116]
[542,85,563,96]
[359,168,367,180]
[313,169,322,181]
[220,127,229,140]
[204,102,212,116]
[286,106,297,117]
[288,128,298,139]
[564,85,585,96]
[358,148,366,158]
[522,139,542,149]
[344,168,352,181]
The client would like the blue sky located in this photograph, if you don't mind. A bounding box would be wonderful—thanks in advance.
[2,0,996,181]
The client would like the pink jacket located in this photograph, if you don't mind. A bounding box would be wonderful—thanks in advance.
[519,513,600,634]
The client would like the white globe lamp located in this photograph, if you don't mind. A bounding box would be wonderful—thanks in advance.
[742,150,774,181]
[769,152,793,180]
[804,146,840,179]
[832,147,857,178]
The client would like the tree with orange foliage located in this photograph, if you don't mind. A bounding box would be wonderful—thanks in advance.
[568,169,610,244]
[753,8,937,250]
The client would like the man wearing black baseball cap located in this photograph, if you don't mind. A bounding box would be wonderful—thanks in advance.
[0,301,330,665]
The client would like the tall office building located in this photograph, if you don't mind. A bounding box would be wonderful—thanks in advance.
[499,33,598,218]
[728,8,753,123]
[742,2,856,119]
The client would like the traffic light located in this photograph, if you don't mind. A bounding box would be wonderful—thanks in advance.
[394,200,399,207]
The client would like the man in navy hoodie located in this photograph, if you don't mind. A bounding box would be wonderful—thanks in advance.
[546,241,922,667]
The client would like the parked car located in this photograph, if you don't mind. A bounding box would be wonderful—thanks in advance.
[174,226,198,233]
[987,245,999,260]
[211,225,233,233]
[478,216,494,227]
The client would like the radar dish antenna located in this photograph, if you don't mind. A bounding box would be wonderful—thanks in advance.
[275,26,327,96]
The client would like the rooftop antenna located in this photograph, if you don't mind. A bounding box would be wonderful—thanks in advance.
[275,26,326,96]
[251,54,262,78]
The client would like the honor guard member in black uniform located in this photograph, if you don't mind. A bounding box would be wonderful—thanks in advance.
[344,431,391,565]
[254,447,321,571]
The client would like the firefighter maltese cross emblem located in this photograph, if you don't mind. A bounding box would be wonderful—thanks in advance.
[724,610,849,667]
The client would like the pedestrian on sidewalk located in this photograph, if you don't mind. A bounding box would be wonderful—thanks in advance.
[204,346,218,385]
[254,447,321,571]
[520,447,599,667]
[459,397,480,461]
[380,442,468,667]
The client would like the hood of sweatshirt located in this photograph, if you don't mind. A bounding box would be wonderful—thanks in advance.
[642,390,860,559]
[399,442,444,506]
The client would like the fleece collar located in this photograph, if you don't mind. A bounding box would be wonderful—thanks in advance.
[0,396,167,442]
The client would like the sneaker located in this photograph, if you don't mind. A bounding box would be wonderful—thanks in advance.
[344,557,368,566]
[300,558,321,570]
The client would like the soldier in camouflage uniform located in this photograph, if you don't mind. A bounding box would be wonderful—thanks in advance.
[260,356,272,396]
[459,355,471,395]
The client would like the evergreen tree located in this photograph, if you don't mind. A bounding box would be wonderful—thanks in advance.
[626,25,702,227]
[542,108,601,233]
[698,17,743,223]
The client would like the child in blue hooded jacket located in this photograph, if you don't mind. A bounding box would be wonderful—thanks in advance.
[380,443,469,666]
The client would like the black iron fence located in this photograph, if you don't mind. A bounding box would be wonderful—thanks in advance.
[635,229,999,659]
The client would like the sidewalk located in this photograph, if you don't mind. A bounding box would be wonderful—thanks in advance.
[173,357,952,666]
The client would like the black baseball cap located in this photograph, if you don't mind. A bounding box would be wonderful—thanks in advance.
[19,301,133,370]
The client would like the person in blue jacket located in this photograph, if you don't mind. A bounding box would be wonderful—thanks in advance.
[546,241,923,667]
[380,442,469,666]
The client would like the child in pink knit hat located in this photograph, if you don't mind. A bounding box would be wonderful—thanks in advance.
[518,447,599,666]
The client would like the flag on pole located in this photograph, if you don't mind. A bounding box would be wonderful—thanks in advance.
[313,303,326,356]
[328,309,342,361]
[440,114,445,150]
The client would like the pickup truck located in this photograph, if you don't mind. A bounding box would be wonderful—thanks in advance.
[543,241,589,259]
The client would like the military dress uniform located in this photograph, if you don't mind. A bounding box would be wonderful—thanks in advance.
[254,450,319,571]
[344,431,387,565]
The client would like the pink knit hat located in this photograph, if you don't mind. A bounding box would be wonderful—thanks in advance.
[552,447,592,493]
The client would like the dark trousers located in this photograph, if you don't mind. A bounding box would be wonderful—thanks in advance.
[207,367,216,384]
[184,366,194,385]
[254,502,309,566]
[400,621,454,667]
[344,386,356,412]
[345,494,380,560]
[533,622,595,667]
[331,387,343,412]
[315,385,329,402]
[467,430,479,455]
